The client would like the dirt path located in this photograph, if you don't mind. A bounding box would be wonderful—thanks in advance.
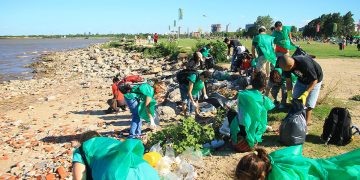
[0,58,359,179]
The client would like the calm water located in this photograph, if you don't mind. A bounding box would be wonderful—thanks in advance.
[0,38,109,82]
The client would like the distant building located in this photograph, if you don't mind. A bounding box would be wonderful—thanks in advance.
[191,32,201,38]
[245,24,255,31]
[211,24,221,33]
[236,27,243,32]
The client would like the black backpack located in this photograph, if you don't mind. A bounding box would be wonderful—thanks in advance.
[321,107,352,146]
[176,69,198,85]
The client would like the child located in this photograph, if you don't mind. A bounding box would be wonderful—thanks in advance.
[235,145,360,180]
[265,68,297,109]
[230,72,275,152]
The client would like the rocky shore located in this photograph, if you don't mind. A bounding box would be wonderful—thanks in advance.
[0,43,185,179]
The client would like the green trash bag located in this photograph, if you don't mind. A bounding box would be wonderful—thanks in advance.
[253,34,276,66]
[73,137,160,180]
[268,145,360,180]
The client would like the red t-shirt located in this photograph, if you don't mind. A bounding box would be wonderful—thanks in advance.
[112,83,124,101]
[275,32,292,53]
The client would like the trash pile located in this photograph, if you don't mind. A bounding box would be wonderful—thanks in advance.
[144,143,204,180]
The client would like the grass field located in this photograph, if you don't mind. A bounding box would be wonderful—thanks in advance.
[159,38,360,59]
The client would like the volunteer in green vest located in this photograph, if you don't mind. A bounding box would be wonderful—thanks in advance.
[199,44,214,69]
[272,21,296,56]
[235,145,360,180]
[72,131,160,179]
[179,71,212,116]
[120,81,159,138]
[230,72,275,152]
[265,68,297,109]
[252,26,276,78]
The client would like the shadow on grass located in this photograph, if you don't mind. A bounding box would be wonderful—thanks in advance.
[261,134,282,147]
[305,134,323,144]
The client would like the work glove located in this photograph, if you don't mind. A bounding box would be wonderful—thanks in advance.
[149,116,157,129]
[191,101,198,108]
[286,91,293,104]
[226,55,230,60]
[298,91,309,105]
[204,94,208,99]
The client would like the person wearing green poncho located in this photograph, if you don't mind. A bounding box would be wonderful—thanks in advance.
[265,68,297,109]
[230,72,275,152]
[72,131,160,180]
[272,21,296,56]
[252,26,276,78]
[235,145,360,180]
[119,82,160,138]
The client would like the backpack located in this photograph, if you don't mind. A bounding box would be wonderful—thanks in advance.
[321,107,352,146]
[279,99,307,146]
[176,69,198,85]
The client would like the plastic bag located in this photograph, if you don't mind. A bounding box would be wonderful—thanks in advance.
[268,145,360,179]
[219,117,231,137]
[203,140,225,149]
[199,102,216,113]
[178,147,204,168]
[279,99,307,146]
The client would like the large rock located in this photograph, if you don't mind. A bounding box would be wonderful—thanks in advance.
[168,88,181,102]
[157,106,176,119]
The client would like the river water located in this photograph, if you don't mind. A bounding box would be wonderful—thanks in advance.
[0,38,109,82]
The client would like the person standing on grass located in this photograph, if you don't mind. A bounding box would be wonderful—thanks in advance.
[278,55,323,126]
[252,26,276,78]
[272,21,296,57]
[154,33,159,44]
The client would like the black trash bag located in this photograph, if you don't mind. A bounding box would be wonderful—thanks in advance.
[279,99,307,146]
[201,92,228,108]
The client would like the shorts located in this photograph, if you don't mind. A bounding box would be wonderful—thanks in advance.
[256,56,273,77]
[293,81,322,109]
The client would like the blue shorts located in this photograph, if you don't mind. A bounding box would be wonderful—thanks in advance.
[293,81,322,109]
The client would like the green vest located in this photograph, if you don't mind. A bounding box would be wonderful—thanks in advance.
[272,26,296,50]
[253,34,277,66]
[130,84,157,122]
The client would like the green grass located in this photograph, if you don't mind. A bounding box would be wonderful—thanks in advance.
[158,38,360,59]
[265,98,360,158]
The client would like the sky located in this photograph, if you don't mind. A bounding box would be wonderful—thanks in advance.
[1,0,359,35]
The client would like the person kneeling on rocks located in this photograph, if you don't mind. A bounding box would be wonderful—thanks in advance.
[230,72,275,152]
[178,70,211,117]
[72,131,160,179]
[105,77,126,114]
[119,81,161,138]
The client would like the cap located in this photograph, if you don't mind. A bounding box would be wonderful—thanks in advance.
[258,26,266,31]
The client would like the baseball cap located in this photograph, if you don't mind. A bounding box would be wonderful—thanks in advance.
[258,26,266,31]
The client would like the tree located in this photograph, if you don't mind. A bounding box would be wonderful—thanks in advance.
[291,26,298,33]
[342,11,355,35]
[254,15,274,31]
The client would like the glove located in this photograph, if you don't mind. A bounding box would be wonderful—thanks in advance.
[204,94,208,99]
[149,116,157,129]
[226,55,230,60]
[286,91,293,104]
[298,91,309,105]
[191,101,198,108]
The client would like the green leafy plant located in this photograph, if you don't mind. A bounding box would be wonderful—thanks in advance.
[350,95,360,101]
[147,117,215,154]
[213,109,226,139]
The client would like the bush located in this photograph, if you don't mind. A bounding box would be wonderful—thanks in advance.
[193,40,228,63]
[147,117,215,154]
[141,42,180,60]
